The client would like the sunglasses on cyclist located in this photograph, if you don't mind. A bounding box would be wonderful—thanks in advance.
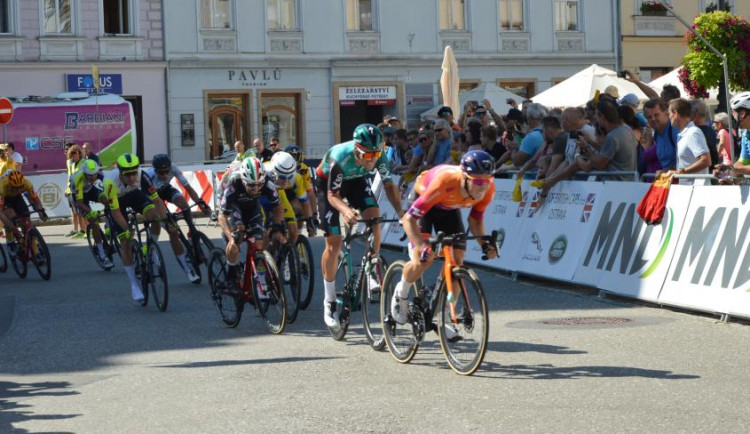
[355,147,381,161]
[276,173,295,182]
[245,181,264,189]
[467,176,492,186]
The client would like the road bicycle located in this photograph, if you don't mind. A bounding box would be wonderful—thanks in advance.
[0,242,7,273]
[207,227,286,334]
[126,209,169,312]
[268,220,301,323]
[164,204,215,285]
[296,228,315,310]
[7,208,51,280]
[84,209,118,271]
[327,217,397,350]
[381,231,499,375]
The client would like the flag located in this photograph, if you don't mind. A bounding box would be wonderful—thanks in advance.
[92,64,100,90]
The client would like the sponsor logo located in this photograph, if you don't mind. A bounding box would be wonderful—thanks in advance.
[580,193,596,222]
[548,235,567,264]
[64,111,126,130]
[496,228,506,251]
[38,183,62,209]
[25,137,39,151]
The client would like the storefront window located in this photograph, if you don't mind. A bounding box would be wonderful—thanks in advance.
[206,94,247,160]
[260,93,300,150]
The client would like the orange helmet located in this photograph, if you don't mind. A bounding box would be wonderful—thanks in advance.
[7,170,24,188]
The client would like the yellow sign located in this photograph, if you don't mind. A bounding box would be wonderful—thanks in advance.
[92,64,100,90]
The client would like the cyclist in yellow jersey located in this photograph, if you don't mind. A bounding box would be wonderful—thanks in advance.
[0,171,47,256]
[263,151,313,243]
[284,145,319,226]
[70,159,114,269]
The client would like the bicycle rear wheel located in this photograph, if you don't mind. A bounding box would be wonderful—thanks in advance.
[253,251,286,334]
[361,254,388,351]
[437,267,489,376]
[28,229,51,281]
[195,231,215,271]
[146,240,169,312]
[207,248,243,327]
[180,236,202,285]
[296,235,315,310]
[0,242,7,273]
[328,252,350,341]
[381,260,419,364]
[276,243,300,323]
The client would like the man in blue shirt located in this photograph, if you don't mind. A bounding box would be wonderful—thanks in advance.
[430,119,453,166]
[644,98,678,170]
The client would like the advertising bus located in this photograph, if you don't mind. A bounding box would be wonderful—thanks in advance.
[2,93,136,173]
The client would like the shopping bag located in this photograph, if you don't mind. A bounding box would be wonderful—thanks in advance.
[511,177,523,202]
[636,173,673,224]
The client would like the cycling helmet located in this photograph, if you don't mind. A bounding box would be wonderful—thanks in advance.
[117,153,140,174]
[152,154,171,171]
[352,123,383,151]
[270,151,297,178]
[460,150,495,177]
[730,91,750,111]
[239,157,265,185]
[7,170,24,188]
[284,144,303,163]
[82,159,100,175]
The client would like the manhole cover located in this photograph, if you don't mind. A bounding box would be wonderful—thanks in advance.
[540,317,632,326]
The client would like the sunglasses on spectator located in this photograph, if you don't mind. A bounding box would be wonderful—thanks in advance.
[467,176,492,186]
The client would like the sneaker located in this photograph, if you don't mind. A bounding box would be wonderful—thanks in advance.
[131,284,145,301]
[71,231,86,239]
[8,242,17,258]
[367,274,380,294]
[65,230,76,237]
[324,301,340,329]
[100,256,114,270]
[185,267,200,283]
[443,325,463,343]
[390,287,409,325]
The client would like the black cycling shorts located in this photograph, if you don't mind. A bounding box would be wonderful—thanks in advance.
[315,176,378,237]
[417,203,466,251]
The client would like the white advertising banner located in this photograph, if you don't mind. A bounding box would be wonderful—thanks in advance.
[500,181,604,280]
[573,182,693,302]
[27,172,71,218]
[659,186,750,318]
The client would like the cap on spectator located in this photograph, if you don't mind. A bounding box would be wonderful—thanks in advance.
[604,85,620,99]
[506,108,525,122]
[475,105,488,115]
[618,93,639,107]
[437,106,453,117]
[383,126,397,135]
[417,128,430,138]
[433,119,450,130]
[385,115,399,123]
[0,143,7,150]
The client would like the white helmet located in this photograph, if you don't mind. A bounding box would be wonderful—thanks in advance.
[730,91,750,111]
[270,151,297,178]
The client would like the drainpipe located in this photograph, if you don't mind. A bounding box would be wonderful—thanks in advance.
[614,0,622,72]
[161,0,172,159]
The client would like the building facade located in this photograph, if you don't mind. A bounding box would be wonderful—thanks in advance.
[165,0,618,162]
[620,0,750,82]
[0,0,168,162]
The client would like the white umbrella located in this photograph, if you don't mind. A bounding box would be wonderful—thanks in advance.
[440,45,460,120]
[421,83,522,120]
[531,64,651,108]
[648,67,719,105]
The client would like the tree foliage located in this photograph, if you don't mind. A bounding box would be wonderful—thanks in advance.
[680,11,750,97]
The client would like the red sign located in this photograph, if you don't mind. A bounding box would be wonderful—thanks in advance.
[367,99,396,106]
[340,100,355,107]
[0,97,13,124]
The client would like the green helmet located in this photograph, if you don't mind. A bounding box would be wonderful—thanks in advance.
[352,123,383,151]
[117,153,140,173]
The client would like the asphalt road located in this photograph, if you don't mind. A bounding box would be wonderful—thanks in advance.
[1,220,750,433]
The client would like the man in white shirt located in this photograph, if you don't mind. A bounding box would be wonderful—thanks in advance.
[665,98,710,185]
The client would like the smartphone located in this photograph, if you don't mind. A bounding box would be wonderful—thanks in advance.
[617,71,627,79]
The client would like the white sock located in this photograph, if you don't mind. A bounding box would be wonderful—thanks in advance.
[96,243,106,258]
[177,254,190,272]
[152,231,160,242]
[124,265,139,287]
[323,279,336,303]
[396,275,412,298]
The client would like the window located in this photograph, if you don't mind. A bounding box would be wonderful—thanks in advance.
[700,0,732,12]
[498,80,535,100]
[554,0,579,31]
[439,0,465,31]
[103,0,132,35]
[346,0,373,31]
[260,93,301,149]
[43,0,73,34]
[0,0,11,34]
[206,94,248,160]
[200,0,232,29]
[268,0,297,31]
[498,0,524,31]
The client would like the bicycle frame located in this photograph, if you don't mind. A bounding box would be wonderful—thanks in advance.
[237,232,265,301]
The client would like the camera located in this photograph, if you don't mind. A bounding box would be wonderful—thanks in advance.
[617,71,627,79]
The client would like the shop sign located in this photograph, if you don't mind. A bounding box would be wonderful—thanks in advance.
[339,86,397,101]
[367,99,396,106]
[227,69,282,87]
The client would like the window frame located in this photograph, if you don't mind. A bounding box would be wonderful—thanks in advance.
[346,0,376,32]
[41,0,75,35]
[102,0,135,36]
[203,91,252,161]
[439,0,466,32]
[199,0,234,30]
[554,0,580,32]
[498,0,525,32]
[258,90,304,149]
[497,79,536,101]
[267,0,298,31]
[0,0,15,34]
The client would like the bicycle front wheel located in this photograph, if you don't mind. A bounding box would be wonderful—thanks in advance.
[29,229,51,281]
[207,248,243,327]
[437,267,489,376]
[276,243,300,323]
[296,235,315,310]
[361,254,388,351]
[180,236,202,285]
[86,224,111,271]
[254,250,286,334]
[132,242,148,307]
[328,252,350,341]
[146,240,169,312]
[0,242,7,273]
[381,260,419,364]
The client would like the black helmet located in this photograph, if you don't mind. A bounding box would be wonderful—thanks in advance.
[152,154,171,171]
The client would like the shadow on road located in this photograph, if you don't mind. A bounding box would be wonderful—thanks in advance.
[155,355,342,369]
[488,340,587,355]
[474,362,701,380]
[0,380,79,433]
